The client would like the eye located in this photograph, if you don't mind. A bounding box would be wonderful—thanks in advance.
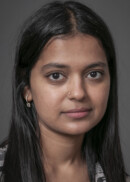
[48,72,64,81]
[87,71,103,79]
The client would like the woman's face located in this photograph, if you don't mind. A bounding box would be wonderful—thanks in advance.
[26,34,110,136]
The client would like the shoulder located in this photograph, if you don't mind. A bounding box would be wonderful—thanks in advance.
[95,163,130,182]
[126,177,130,182]
[0,145,7,168]
[95,162,106,182]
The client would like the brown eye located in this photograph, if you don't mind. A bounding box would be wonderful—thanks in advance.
[48,72,64,81]
[88,71,102,79]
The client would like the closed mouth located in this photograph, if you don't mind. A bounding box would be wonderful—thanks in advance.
[63,108,92,119]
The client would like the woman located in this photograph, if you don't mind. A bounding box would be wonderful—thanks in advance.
[0,1,129,182]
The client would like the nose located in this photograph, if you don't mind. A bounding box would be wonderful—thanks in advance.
[67,76,86,101]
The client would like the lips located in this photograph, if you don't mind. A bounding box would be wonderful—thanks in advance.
[63,108,92,119]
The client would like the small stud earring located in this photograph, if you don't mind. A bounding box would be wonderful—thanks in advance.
[26,95,31,108]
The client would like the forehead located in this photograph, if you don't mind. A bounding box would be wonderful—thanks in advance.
[37,34,107,67]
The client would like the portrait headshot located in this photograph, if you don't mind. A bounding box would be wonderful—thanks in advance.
[0,0,130,182]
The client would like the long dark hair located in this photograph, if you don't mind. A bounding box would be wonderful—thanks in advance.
[0,1,126,182]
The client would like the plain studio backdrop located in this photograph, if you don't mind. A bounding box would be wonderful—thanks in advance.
[0,0,130,174]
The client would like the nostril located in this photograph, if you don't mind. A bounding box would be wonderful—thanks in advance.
[67,88,86,101]
[67,78,86,100]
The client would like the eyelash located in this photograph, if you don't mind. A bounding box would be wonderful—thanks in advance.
[47,72,65,81]
[87,71,104,79]
[46,70,104,82]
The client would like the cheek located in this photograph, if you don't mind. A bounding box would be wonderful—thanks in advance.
[90,83,110,112]
[31,84,65,114]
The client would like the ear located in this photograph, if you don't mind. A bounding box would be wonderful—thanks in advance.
[23,86,33,102]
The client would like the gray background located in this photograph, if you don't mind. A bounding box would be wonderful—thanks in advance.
[0,0,130,174]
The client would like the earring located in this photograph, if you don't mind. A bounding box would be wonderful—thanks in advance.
[26,95,31,108]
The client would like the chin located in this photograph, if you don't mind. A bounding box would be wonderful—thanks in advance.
[63,124,95,136]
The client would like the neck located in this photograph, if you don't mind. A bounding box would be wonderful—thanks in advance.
[39,123,85,169]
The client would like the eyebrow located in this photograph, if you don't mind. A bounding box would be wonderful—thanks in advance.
[41,62,107,72]
[85,62,107,69]
[41,63,69,72]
